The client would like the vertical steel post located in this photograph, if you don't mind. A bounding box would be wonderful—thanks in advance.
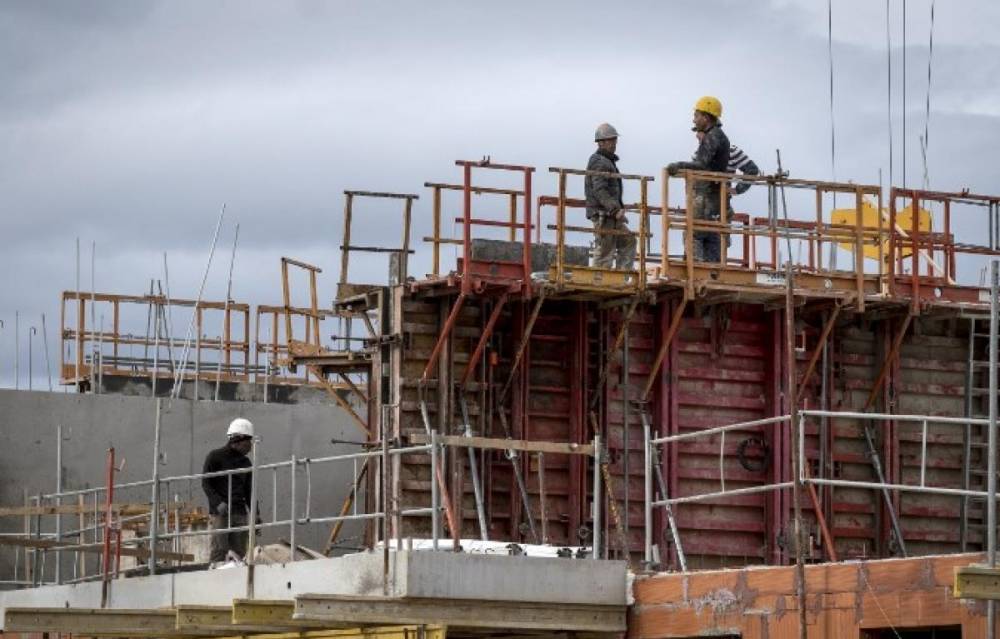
[151,298,160,398]
[987,259,998,639]
[28,327,35,390]
[15,310,19,390]
[920,419,928,487]
[148,399,162,574]
[75,238,81,392]
[643,409,652,565]
[290,455,297,559]
[786,260,807,639]
[55,424,63,584]
[100,448,115,607]
[592,434,602,559]
[462,164,472,294]
[246,437,259,598]
[431,430,440,550]
[523,168,532,284]
[381,405,389,593]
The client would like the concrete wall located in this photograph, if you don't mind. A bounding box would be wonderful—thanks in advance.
[0,389,369,586]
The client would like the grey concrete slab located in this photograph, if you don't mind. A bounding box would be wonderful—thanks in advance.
[0,550,627,629]
[402,551,628,606]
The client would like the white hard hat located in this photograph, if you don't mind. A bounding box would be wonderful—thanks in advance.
[594,122,619,141]
[227,418,254,439]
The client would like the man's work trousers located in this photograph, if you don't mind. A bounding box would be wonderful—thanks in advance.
[592,215,637,270]
[692,188,724,263]
[210,510,248,563]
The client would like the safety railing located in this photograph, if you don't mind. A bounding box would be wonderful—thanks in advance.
[658,170,887,305]
[643,414,792,571]
[7,412,611,590]
[797,409,991,498]
[643,408,1000,570]
[6,418,441,590]
[337,190,418,300]
[539,167,652,294]
[422,159,534,295]
[59,290,253,391]
[888,187,1000,308]
[424,181,525,277]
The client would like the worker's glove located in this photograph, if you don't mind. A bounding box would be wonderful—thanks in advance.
[733,182,750,195]
[666,163,681,176]
[215,502,229,518]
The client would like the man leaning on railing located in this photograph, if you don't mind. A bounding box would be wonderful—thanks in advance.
[202,418,254,567]
[585,123,636,270]
[666,96,731,263]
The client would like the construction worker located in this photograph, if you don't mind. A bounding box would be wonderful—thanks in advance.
[203,417,254,565]
[695,131,760,251]
[585,123,636,270]
[667,96,730,263]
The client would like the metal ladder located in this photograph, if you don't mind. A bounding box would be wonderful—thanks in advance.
[962,316,992,551]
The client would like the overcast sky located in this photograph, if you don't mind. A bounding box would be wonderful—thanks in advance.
[1,0,998,390]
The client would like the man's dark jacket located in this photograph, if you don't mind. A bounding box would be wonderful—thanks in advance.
[202,444,252,515]
[585,149,624,221]
[672,123,731,192]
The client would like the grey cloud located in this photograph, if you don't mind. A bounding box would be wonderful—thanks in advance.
[0,0,998,390]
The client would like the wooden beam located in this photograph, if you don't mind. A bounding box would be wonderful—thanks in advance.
[0,535,193,562]
[293,595,625,633]
[231,599,333,629]
[409,433,594,456]
[0,501,198,517]
[175,605,294,634]
[955,565,1000,600]
[5,608,178,636]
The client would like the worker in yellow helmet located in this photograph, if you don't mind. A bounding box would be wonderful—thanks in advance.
[667,96,731,263]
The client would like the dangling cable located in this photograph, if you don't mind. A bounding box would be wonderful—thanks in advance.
[827,0,837,186]
[886,0,894,188]
[827,0,837,210]
[922,0,935,189]
[902,0,907,188]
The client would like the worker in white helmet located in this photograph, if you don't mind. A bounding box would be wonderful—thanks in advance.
[202,417,255,565]
[585,123,636,270]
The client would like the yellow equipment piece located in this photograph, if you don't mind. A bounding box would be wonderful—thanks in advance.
[694,96,722,119]
[831,199,931,262]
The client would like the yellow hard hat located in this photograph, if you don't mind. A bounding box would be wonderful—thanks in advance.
[694,96,722,119]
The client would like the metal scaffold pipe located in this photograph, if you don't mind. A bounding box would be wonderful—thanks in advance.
[988,259,998,639]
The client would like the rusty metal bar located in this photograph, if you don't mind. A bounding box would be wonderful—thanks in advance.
[640,295,688,401]
[424,182,524,196]
[497,288,547,405]
[420,293,467,385]
[343,190,419,199]
[793,304,842,406]
[589,297,640,411]
[864,313,914,411]
[432,186,442,276]
[459,294,508,388]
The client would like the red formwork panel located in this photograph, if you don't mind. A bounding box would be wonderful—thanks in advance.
[603,305,657,556]
[895,321,975,554]
[488,300,589,546]
[662,304,781,570]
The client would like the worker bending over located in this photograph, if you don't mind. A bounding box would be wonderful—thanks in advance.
[667,96,730,263]
[585,123,636,270]
[203,417,254,566]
